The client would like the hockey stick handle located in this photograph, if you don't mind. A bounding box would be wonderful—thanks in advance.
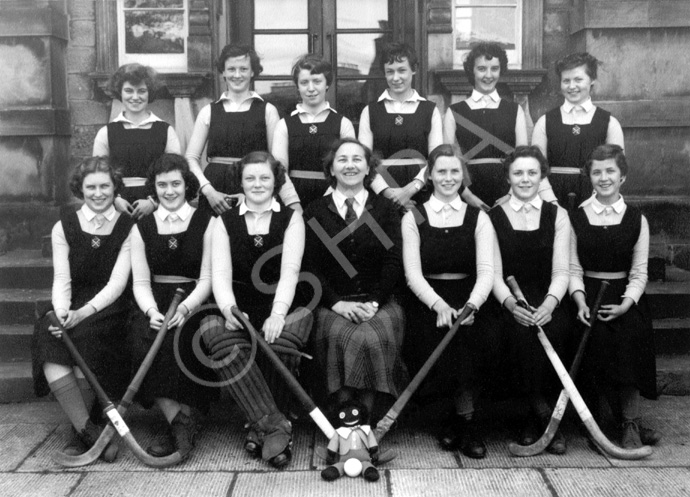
[569,280,609,376]
[231,306,336,440]
[374,303,475,440]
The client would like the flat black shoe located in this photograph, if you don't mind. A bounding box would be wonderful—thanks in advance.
[639,422,661,446]
[146,436,175,457]
[439,415,463,451]
[244,429,261,458]
[460,420,487,459]
[519,417,539,446]
[268,447,291,469]
[545,429,567,455]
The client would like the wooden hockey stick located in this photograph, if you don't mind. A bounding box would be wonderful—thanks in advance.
[505,276,651,460]
[374,304,476,441]
[509,280,609,456]
[231,307,336,440]
[49,288,189,468]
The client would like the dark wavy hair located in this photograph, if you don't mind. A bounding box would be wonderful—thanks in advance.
[146,154,200,202]
[69,156,124,200]
[107,63,162,103]
[216,43,263,77]
[585,144,628,177]
[291,54,334,86]
[380,41,418,72]
[555,52,600,81]
[463,42,508,87]
[425,144,459,187]
[323,138,379,189]
[503,145,549,180]
[237,151,287,198]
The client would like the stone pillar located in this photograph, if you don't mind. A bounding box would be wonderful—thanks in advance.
[0,0,70,250]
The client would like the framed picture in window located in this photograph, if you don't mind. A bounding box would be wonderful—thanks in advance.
[453,0,522,69]
[117,0,188,72]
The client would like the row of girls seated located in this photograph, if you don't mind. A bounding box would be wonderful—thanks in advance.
[32,139,658,471]
[32,39,656,471]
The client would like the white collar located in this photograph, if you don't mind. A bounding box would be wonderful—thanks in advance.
[471,89,500,103]
[378,89,425,103]
[563,98,594,113]
[291,101,336,116]
[509,194,543,212]
[239,197,281,215]
[216,91,263,105]
[81,204,116,221]
[332,188,367,210]
[583,194,626,214]
[112,111,162,126]
[429,193,463,213]
[156,202,192,222]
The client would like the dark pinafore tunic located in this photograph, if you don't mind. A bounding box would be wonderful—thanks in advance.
[450,99,518,206]
[32,211,133,398]
[108,121,168,204]
[490,203,572,394]
[221,205,292,326]
[286,111,343,207]
[130,209,215,409]
[200,99,268,214]
[545,106,610,209]
[369,100,435,191]
[404,204,499,397]
[571,205,656,399]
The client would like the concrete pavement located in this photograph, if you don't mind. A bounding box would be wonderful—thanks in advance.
[1,396,689,497]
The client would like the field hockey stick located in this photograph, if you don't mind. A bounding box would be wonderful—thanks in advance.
[53,289,186,467]
[232,307,336,440]
[509,280,609,456]
[48,289,190,468]
[374,303,476,441]
[505,276,651,459]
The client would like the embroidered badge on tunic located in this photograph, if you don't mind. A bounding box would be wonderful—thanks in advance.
[395,115,404,126]
[253,235,264,247]
[309,124,318,134]
[91,236,101,249]
[168,236,178,250]
[572,125,581,135]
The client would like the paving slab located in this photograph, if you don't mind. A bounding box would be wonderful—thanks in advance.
[546,468,690,497]
[72,472,231,497]
[389,468,552,497]
[0,400,63,424]
[0,473,80,497]
[233,470,387,497]
[0,424,56,471]
[604,396,690,468]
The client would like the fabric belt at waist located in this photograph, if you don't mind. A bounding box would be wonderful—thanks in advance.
[466,158,503,165]
[124,177,146,187]
[207,157,242,165]
[584,270,627,279]
[153,275,197,284]
[550,167,581,175]
[289,170,326,180]
[425,273,469,281]
[380,158,427,167]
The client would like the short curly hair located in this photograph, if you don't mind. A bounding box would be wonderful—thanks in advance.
[216,43,263,77]
[503,145,549,180]
[146,154,200,202]
[585,144,628,177]
[69,156,124,200]
[322,138,379,189]
[237,151,287,198]
[463,42,509,87]
[380,41,418,72]
[107,63,162,103]
[291,54,333,86]
[555,52,600,81]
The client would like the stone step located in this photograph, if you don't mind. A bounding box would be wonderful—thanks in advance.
[657,355,690,396]
[646,281,690,319]
[0,288,51,324]
[0,249,52,289]
[0,324,33,362]
[654,318,690,356]
[0,362,38,403]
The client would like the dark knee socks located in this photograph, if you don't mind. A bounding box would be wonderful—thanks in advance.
[49,372,91,431]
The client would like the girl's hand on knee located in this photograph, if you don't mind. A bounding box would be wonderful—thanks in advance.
[262,314,285,343]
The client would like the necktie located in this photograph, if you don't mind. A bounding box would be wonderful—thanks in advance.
[93,214,105,230]
[603,206,613,217]
[442,204,452,226]
[168,212,180,232]
[523,203,532,214]
[344,198,357,226]
[482,95,492,108]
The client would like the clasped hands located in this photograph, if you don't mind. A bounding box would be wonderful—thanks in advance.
[505,295,557,328]
[332,300,379,324]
